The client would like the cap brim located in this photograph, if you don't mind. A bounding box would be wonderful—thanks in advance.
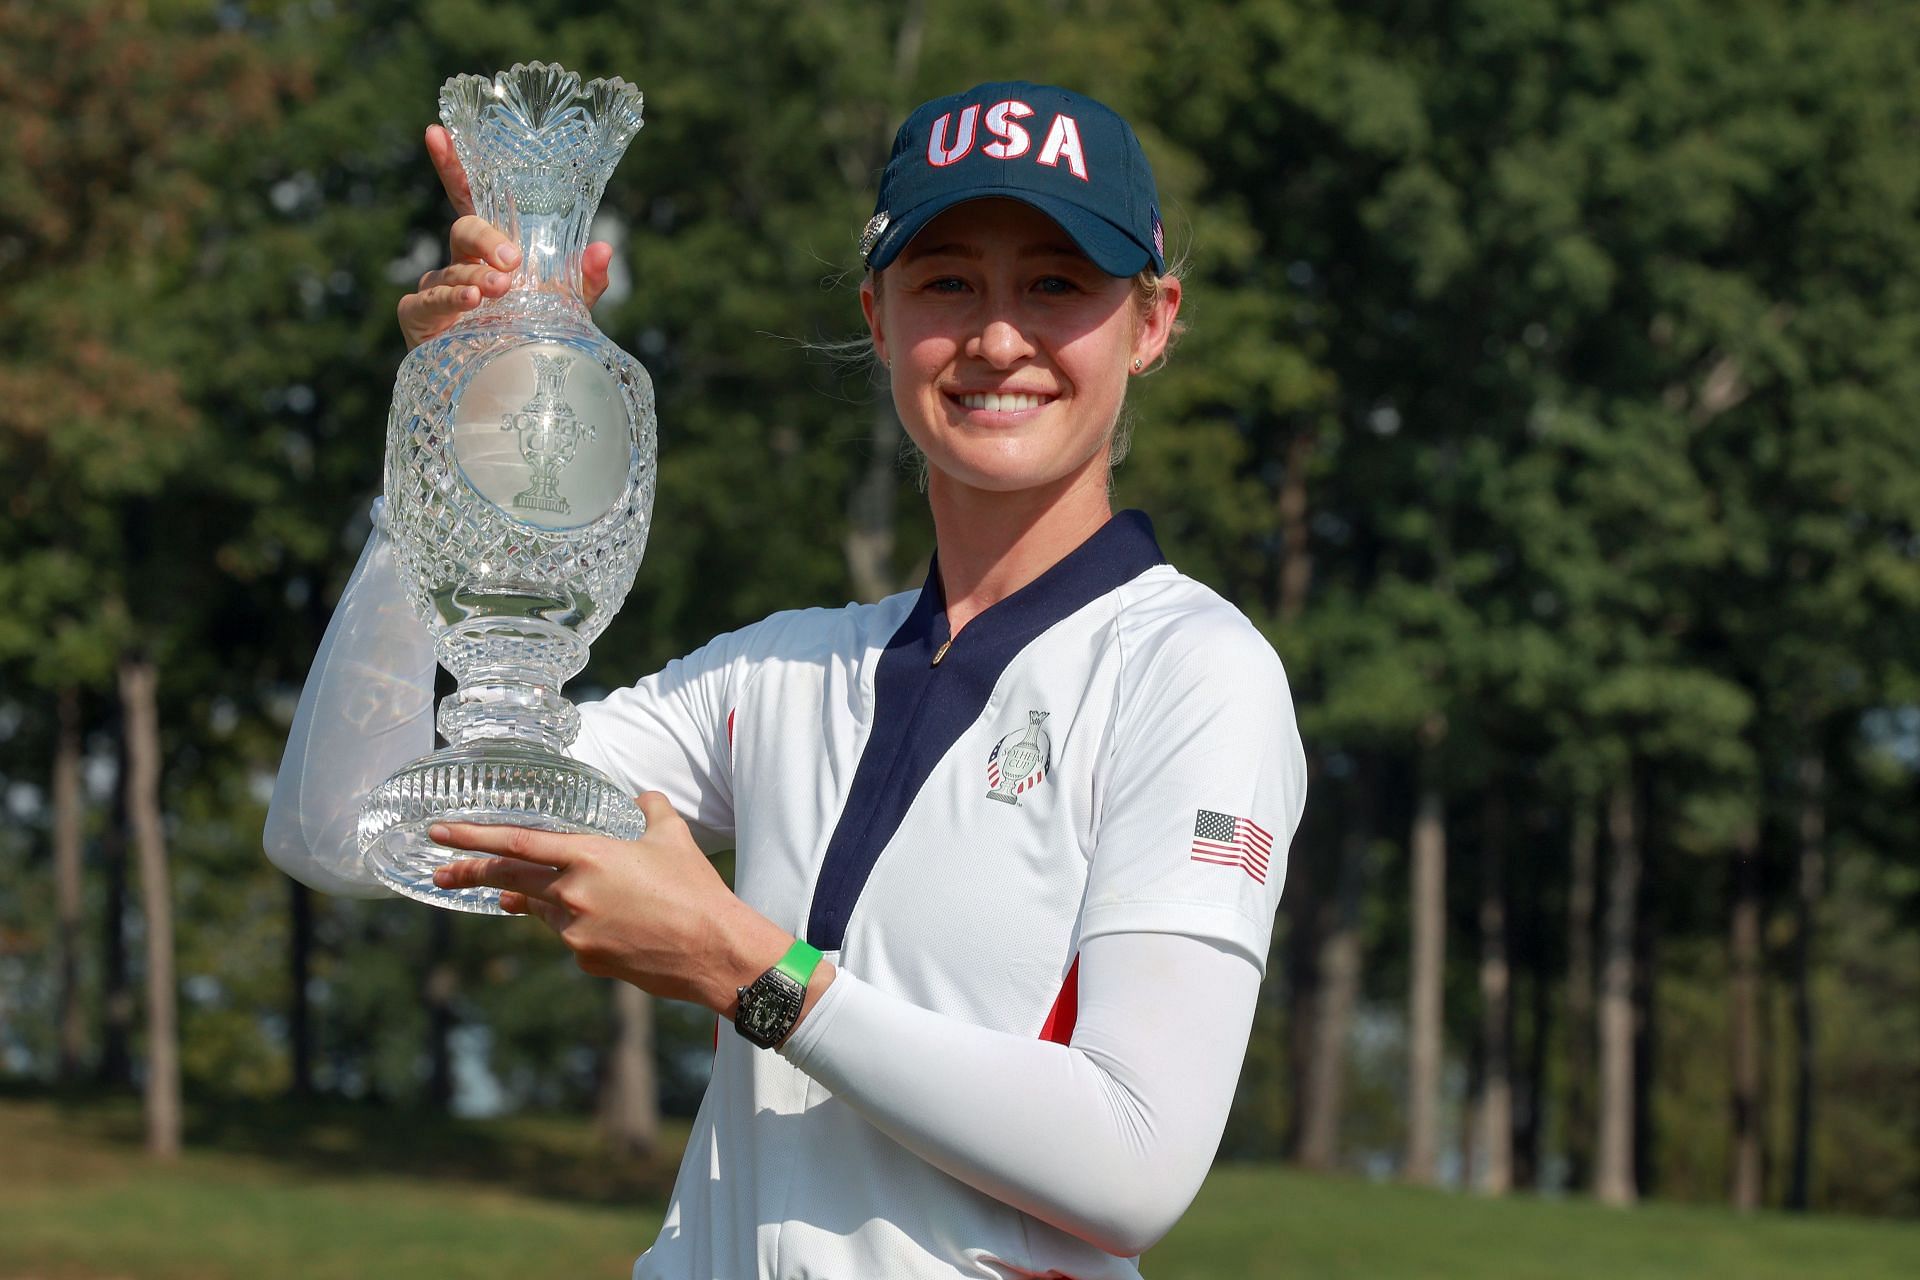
[866,189,1154,277]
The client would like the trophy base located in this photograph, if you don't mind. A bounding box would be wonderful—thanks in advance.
[359,740,646,915]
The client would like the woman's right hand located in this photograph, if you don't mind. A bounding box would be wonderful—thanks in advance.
[397,124,615,350]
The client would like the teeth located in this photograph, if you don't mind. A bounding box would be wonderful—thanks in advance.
[958,392,1049,411]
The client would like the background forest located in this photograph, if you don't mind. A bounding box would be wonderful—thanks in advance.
[1,0,1916,1246]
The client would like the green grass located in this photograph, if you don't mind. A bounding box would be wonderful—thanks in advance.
[0,1094,663,1280]
[1155,1165,1920,1279]
[2,1093,1916,1279]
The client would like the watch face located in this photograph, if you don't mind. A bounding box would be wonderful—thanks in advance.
[737,972,804,1048]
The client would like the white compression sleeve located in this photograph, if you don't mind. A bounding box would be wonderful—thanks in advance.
[262,501,436,897]
[778,930,1261,1258]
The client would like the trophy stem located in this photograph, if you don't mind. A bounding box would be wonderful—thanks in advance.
[433,620,586,753]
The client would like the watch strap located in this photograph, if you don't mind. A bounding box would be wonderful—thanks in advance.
[772,938,824,989]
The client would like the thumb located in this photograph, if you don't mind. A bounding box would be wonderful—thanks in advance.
[634,790,685,832]
[584,241,614,308]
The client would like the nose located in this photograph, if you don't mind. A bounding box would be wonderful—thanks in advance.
[968,314,1034,368]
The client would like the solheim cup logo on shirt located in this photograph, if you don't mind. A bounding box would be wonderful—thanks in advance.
[986,710,1052,805]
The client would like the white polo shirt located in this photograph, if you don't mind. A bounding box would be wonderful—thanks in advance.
[571,511,1304,1279]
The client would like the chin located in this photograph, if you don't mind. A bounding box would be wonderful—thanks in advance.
[923,442,1108,497]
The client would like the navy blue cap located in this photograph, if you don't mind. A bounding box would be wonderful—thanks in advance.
[861,81,1165,277]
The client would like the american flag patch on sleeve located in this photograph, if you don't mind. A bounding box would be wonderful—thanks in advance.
[1190,809,1272,884]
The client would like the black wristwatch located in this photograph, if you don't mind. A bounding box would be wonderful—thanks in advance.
[734,940,825,1049]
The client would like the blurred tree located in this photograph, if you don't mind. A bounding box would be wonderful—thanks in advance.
[0,0,287,1154]
[52,687,87,1079]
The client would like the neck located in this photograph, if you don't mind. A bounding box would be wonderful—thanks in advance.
[928,453,1114,636]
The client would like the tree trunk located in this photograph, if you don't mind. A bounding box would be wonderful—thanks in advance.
[286,572,340,1102]
[424,909,457,1112]
[844,400,902,604]
[1459,1035,1483,1184]
[1787,751,1824,1212]
[1632,835,1659,1201]
[1594,776,1639,1206]
[1283,855,1318,1159]
[839,0,924,604]
[1404,763,1447,1185]
[1728,820,1763,1211]
[120,655,180,1161]
[97,706,133,1089]
[1564,801,1598,1190]
[600,982,660,1157]
[1514,892,1551,1190]
[1297,763,1371,1169]
[54,685,88,1080]
[1277,428,1316,624]
[1476,789,1513,1194]
[1276,427,1321,1161]
[289,879,314,1097]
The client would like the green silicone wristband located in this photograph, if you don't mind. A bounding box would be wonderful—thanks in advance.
[774,939,824,989]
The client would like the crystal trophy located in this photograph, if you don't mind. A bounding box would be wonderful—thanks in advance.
[358,63,654,914]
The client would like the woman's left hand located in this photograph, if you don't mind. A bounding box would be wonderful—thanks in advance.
[429,792,792,1015]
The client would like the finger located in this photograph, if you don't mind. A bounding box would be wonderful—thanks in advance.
[399,284,481,348]
[634,791,687,833]
[417,263,513,298]
[434,855,563,898]
[450,214,521,271]
[429,821,586,867]
[583,241,613,308]
[425,124,475,218]
[501,890,570,931]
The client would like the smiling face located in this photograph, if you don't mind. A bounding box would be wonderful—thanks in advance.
[861,199,1180,503]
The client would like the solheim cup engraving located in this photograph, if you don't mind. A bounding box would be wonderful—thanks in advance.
[454,344,626,530]
[358,63,655,914]
[501,353,590,515]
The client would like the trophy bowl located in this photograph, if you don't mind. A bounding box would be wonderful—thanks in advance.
[359,63,655,914]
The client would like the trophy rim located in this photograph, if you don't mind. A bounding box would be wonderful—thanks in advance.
[435,61,646,223]
[438,61,645,122]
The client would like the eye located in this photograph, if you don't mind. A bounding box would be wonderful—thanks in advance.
[1033,275,1080,296]
[922,275,969,294]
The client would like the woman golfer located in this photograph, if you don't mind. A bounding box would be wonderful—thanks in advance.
[271,80,1306,1278]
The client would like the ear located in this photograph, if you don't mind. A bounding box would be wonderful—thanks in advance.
[860,273,887,368]
[1129,275,1182,373]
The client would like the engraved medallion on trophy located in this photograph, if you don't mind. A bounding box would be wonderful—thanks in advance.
[359,63,655,913]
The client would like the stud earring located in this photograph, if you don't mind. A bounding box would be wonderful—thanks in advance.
[1132,358,1143,371]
